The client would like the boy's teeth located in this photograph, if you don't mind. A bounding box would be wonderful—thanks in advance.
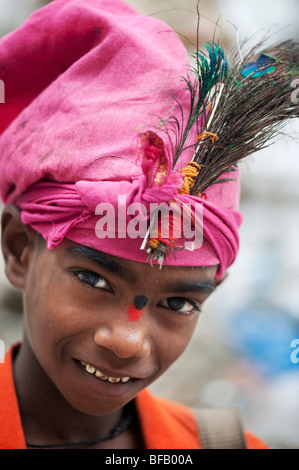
[121,376,130,383]
[108,377,120,383]
[81,361,130,383]
[95,370,108,380]
[86,364,96,374]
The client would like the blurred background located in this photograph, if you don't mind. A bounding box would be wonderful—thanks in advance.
[0,0,299,449]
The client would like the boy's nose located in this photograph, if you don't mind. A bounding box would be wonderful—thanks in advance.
[93,319,151,359]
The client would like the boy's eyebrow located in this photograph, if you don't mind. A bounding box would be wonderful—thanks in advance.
[67,245,216,294]
[66,246,137,282]
[166,280,216,295]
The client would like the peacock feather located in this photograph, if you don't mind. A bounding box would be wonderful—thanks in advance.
[163,42,228,167]
[145,38,299,264]
[189,39,299,196]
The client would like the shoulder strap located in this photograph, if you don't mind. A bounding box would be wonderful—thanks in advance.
[193,408,247,449]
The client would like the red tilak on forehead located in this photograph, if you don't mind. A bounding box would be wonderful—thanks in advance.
[128,295,149,322]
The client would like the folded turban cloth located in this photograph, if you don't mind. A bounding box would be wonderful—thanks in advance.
[0,0,242,278]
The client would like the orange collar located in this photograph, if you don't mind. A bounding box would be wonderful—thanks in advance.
[136,389,200,448]
[0,346,26,449]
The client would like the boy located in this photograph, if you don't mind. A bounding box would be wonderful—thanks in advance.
[0,0,297,449]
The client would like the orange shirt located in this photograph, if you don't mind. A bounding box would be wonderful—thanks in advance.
[0,346,267,449]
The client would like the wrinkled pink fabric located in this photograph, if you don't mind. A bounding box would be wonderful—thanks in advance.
[0,0,242,276]
[15,158,242,277]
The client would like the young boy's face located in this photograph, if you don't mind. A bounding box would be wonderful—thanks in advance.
[2,208,218,417]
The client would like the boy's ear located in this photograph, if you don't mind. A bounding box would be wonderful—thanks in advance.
[1,204,39,290]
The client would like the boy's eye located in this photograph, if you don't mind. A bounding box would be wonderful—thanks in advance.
[160,297,200,315]
[75,270,112,291]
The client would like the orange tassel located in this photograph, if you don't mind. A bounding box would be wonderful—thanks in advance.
[197,131,218,144]
[179,161,201,195]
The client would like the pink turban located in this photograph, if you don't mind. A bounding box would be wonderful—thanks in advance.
[0,0,242,277]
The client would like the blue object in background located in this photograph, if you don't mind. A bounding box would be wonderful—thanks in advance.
[227,305,299,377]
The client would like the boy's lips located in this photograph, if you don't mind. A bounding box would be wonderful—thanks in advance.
[73,358,147,383]
[80,360,131,383]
